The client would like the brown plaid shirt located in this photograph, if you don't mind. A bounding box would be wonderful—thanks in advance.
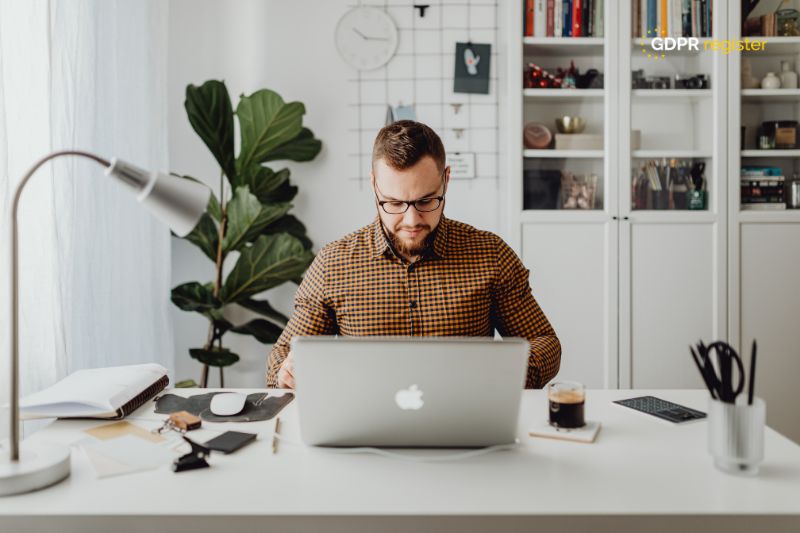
[266,216,561,388]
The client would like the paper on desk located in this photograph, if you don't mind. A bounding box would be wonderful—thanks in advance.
[78,434,177,478]
[84,421,165,443]
[528,420,602,444]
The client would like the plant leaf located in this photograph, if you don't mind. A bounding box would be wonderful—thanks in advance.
[262,127,323,163]
[185,80,236,181]
[238,298,289,325]
[263,214,312,250]
[233,165,290,203]
[171,282,221,313]
[189,347,240,368]
[222,186,292,252]
[231,319,284,344]
[262,179,298,203]
[221,186,262,252]
[236,89,305,171]
[221,233,313,303]
[183,213,219,261]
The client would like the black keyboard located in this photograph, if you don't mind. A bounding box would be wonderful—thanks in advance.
[613,396,706,423]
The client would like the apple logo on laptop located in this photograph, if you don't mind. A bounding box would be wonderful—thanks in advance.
[395,384,424,410]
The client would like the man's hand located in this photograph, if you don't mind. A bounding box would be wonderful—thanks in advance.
[276,351,296,389]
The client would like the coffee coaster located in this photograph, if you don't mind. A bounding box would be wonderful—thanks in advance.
[528,420,601,444]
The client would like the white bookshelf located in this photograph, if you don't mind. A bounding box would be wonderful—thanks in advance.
[523,88,605,99]
[523,149,603,158]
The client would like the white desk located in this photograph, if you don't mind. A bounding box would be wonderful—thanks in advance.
[2,389,799,533]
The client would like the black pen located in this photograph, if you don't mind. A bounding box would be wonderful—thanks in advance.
[690,345,717,400]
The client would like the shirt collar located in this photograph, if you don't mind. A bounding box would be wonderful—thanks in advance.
[371,216,449,260]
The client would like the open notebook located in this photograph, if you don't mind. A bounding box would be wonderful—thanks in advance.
[20,363,169,419]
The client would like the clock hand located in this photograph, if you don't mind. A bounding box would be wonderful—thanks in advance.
[353,27,389,41]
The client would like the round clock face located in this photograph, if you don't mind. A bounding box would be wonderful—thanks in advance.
[335,6,399,71]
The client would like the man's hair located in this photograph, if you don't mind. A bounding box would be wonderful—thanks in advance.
[372,120,446,172]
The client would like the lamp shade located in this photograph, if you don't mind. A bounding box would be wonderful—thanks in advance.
[105,158,210,237]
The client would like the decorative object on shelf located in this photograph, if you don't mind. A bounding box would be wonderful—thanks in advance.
[761,120,798,149]
[779,60,798,89]
[674,73,710,90]
[776,8,800,36]
[788,175,800,209]
[523,122,553,149]
[523,168,561,209]
[524,60,602,90]
[555,133,603,150]
[631,158,705,211]
[760,72,781,89]
[334,5,399,71]
[560,172,598,210]
[741,166,785,210]
[172,80,321,388]
[554,115,586,134]
[454,42,491,95]
[632,69,671,89]
[741,58,760,89]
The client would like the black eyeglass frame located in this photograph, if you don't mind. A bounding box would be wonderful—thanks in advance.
[373,169,448,215]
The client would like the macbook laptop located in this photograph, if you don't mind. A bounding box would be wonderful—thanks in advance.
[291,336,529,447]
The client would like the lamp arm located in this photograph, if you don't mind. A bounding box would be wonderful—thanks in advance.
[8,150,110,461]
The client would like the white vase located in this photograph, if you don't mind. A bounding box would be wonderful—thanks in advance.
[761,72,781,89]
[779,60,798,89]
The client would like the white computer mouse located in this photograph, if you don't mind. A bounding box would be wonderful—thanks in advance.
[209,392,247,416]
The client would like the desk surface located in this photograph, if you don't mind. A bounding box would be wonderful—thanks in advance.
[3,389,800,533]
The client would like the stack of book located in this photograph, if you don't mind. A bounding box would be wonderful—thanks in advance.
[632,0,712,39]
[523,0,605,37]
[741,166,786,210]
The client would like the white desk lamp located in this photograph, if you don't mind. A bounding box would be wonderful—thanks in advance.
[0,150,210,496]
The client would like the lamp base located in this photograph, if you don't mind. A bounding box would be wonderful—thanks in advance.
[0,441,71,496]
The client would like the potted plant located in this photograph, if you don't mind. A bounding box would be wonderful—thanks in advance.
[171,80,321,387]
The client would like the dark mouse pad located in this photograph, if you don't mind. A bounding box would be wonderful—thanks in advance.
[154,392,293,422]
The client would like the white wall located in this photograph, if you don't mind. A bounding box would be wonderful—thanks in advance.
[168,0,507,386]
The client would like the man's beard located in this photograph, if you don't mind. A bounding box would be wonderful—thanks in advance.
[384,223,435,258]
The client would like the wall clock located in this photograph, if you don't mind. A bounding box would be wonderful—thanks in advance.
[335,6,399,71]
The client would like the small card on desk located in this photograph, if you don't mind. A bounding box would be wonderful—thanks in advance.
[529,421,602,444]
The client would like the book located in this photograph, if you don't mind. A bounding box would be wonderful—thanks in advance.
[535,0,547,37]
[572,0,582,37]
[741,203,787,210]
[20,363,169,419]
[547,0,555,37]
[525,0,534,36]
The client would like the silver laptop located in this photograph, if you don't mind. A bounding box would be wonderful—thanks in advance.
[291,336,529,447]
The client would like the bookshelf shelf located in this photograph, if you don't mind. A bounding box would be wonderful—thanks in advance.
[741,89,800,103]
[741,150,800,158]
[523,88,604,99]
[741,36,800,55]
[632,89,713,101]
[523,149,604,158]
[524,36,605,55]
[632,149,713,159]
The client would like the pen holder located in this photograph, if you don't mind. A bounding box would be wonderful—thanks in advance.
[707,397,765,476]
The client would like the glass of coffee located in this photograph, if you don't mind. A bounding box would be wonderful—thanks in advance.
[548,381,585,429]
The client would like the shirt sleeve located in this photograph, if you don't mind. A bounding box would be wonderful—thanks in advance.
[266,247,337,387]
[490,238,561,389]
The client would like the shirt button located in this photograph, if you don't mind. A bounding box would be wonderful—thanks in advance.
[409,300,417,309]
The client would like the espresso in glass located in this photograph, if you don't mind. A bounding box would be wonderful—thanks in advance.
[548,381,586,429]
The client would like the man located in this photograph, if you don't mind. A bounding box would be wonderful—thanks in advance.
[267,120,560,389]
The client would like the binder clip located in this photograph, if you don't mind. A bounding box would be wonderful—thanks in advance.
[172,436,210,473]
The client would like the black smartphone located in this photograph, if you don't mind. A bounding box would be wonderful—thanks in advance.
[203,431,258,454]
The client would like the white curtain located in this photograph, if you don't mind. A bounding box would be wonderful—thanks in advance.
[0,0,173,438]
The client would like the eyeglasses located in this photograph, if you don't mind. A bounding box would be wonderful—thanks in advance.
[374,170,446,215]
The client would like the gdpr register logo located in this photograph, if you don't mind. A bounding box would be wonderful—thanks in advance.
[638,27,767,60]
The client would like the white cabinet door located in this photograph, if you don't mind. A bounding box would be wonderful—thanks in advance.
[522,221,617,388]
[739,223,800,444]
[620,220,726,389]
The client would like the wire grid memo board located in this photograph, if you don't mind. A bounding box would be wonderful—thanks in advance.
[347,0,500,186]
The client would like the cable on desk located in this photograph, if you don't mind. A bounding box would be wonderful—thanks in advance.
[273,433,521,462]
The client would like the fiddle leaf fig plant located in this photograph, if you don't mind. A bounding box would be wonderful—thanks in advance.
[172,80,321,387]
